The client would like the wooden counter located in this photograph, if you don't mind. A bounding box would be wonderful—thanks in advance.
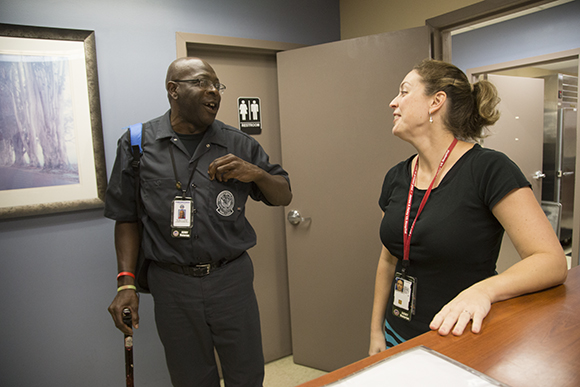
[298,266,580,387]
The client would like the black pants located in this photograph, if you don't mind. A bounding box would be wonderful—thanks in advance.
[149,254,264,387]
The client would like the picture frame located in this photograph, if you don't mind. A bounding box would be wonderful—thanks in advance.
[0,23,106,219]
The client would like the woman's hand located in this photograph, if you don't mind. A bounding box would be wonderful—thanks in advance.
[369,329,387,356]
[369,244,398,355]
[431,187,567,337]
[429,285,492,336]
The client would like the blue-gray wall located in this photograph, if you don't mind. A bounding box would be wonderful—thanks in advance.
[0,1,339,386]
[452,0,580,72]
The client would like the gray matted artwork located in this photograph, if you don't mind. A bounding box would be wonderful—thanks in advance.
[0,23,106,219]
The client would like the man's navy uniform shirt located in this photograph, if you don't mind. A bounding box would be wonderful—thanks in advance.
[104,110,290,265]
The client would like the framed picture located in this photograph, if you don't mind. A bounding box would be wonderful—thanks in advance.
[0,24,106,219]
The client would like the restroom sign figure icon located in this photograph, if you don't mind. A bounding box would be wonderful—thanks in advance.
[238,97,262,135]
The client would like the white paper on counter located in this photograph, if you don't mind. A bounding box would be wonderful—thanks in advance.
[326,346,510,387]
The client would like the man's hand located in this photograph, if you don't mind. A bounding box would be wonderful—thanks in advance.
[208,153,263,183]
[108,289,140,335]
[208,153,292,206]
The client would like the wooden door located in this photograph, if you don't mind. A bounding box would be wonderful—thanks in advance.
[277,26,430,371]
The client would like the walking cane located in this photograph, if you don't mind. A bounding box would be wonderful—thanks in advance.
[122,308,134,387]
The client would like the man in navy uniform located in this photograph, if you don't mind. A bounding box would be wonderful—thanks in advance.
[106,57,292,387]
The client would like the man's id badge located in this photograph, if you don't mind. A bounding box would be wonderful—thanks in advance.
[171,197,193,238]
[392,272,417,321]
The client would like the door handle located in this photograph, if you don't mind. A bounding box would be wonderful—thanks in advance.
[532,170,546,180]
[558,170,575,177]
[287,210,311,226]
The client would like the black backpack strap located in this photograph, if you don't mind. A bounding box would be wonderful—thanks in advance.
[126,123,150,293]
[128,123,143,219]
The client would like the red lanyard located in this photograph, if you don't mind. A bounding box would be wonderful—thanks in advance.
[403,138,458,268]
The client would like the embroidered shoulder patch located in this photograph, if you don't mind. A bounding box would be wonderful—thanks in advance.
[216,190,235,216]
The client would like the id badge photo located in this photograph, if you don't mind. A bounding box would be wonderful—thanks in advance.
[171,197,193,238]
[392,272,417,321]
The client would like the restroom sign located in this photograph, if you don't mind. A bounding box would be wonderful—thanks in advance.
[237,97,262,135]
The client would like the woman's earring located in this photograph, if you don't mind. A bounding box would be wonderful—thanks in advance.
[429,114,434,123]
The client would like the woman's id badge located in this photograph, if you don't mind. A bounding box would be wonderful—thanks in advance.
[171,197,193,238]
[392,272,417,321]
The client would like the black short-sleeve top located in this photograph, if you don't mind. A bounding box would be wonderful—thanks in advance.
[379,143,531,339]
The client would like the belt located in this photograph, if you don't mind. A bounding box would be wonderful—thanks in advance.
[155,254,243,277]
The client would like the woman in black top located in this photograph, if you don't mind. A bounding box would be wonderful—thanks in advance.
[369,59,568,354]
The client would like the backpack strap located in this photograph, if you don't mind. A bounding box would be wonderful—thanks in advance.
[125,122,150,293]
[128,123,143,169]
[126,123,143,215]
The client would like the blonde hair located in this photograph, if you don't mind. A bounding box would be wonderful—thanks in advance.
[413,59,500,141]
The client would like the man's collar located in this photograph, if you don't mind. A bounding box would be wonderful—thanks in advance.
[200,120,228,148]
[156,110,176,140]
[158,110,228,148]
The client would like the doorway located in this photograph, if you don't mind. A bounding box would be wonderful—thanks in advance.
[427,0,580,268]
[467,50,580,269]
[175,32,303,363]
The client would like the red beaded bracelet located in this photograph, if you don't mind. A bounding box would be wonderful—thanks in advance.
[117,271,135,280]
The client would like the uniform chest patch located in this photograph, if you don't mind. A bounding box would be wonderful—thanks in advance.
[216,190,235,217]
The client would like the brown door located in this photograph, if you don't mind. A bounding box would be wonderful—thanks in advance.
[481,74,545,273]
[184,36,302,362]
[277,26,430,371]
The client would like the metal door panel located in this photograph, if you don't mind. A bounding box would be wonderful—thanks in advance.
[482,74,545,273]
[561,107,577,232]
